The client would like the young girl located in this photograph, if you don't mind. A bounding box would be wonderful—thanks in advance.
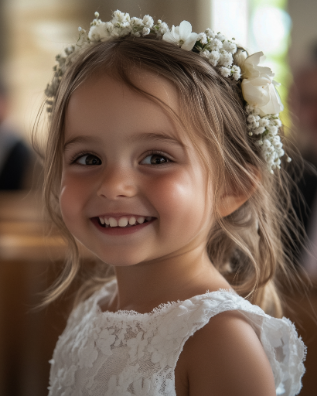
[40,10,306,396]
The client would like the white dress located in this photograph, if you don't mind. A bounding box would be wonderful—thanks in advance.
[48,279,306,396]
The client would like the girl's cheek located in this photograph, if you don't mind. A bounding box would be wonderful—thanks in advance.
[146,169,206,228]
[59,172,91,227]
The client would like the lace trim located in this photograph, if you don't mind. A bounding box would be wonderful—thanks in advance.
[49,279,306,396]
[93,279,236,318]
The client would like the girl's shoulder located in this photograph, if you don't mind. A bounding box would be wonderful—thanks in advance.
[175,290,306,396]
[176,309,277,396]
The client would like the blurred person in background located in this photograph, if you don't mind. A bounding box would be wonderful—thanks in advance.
[0,77,33,190]
[289,44,317,278]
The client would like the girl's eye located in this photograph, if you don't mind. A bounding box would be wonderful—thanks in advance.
[76,154,102,165]
[141,153,170,165]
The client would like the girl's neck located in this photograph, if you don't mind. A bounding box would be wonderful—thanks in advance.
[105,246,230,314]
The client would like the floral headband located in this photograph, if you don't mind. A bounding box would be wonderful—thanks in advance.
[45,10,290,173]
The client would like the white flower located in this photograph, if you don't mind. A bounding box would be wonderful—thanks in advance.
[77,27,89,47]
[163,20,198,50]
[158,20,169,35]
[143,15,154,28]
[254,126,265,135]
[241,51,274,80]
[208,38,223,51]
[271,118,282,127]
[220,67,231,78]
[208,50,220,66]
[45,77,59,97]
[223,40,237,54]
[219,51,233,68]
[258,118,270,127]
[205,28,215,38]
[199,50,209,59]
[247,115,256,123]
[88,21,107,42]
[216,33,226,41]
[267,125,278,135]
[113,24,132,38]
[241,52,284,116]
[130,17,143,27]
[112,10,130,24]
[263,139,272,149]
[142,27,151,36]
[231,65,241,80]
[64,45,75,56]
[197,32,207,44]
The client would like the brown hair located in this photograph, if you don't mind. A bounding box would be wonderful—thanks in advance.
[34,35,302,317]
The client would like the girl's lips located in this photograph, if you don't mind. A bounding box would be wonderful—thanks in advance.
[91,217,156,235]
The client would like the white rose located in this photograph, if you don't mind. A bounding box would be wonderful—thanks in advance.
[240,52,283,116]
[240,51,274,79]
[163,20,198,51]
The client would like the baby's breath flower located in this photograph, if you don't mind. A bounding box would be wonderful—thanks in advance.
[254,126,265,135]
[220,67,231,78]
[208,51,220,67]
[209,38,223,51]
[143,15,154,28]
[231,65,241,80]
[157,21,169,35]
[130,17,143,27]
[223,40,237,54]
[219,51,233,68]
[197,32,207,45]
[199,50,209,59]
[88,21,107,42]
[205,28,215,38]
[142,27,151,36]
[216,33,226,41]
[258,118,270,127]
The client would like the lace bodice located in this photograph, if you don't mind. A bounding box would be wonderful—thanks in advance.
[48,280,306,396]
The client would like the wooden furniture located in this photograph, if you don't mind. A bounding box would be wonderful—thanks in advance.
[0,191,94,396]
[0,191,316,395]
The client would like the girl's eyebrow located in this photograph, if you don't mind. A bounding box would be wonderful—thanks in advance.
[64,132,187,151]
[128,132,187,148]
[64,135,102,151]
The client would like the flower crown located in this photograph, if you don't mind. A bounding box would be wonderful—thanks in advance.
[45,10,290,173]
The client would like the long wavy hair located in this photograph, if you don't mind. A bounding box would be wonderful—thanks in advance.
[34,35,303,317]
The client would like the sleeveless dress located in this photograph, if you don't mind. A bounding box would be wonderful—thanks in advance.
[48,279,306,396]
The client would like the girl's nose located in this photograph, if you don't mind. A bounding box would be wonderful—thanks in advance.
[96,165,138,200]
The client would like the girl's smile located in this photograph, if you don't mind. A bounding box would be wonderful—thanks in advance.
[91,214,157,235]
[60,70,213,267]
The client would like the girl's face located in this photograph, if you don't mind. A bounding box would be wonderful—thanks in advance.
[60,70,214,266]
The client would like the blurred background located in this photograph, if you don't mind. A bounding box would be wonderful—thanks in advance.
[0,0,316,395]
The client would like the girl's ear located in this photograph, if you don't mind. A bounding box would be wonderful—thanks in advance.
[217,166,261,218]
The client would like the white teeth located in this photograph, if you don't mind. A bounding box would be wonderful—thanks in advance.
[99,215,152,228]
[109,217,118,227]
[128,216,136,225]
[137,216,145,224]
[118,217,128,227]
